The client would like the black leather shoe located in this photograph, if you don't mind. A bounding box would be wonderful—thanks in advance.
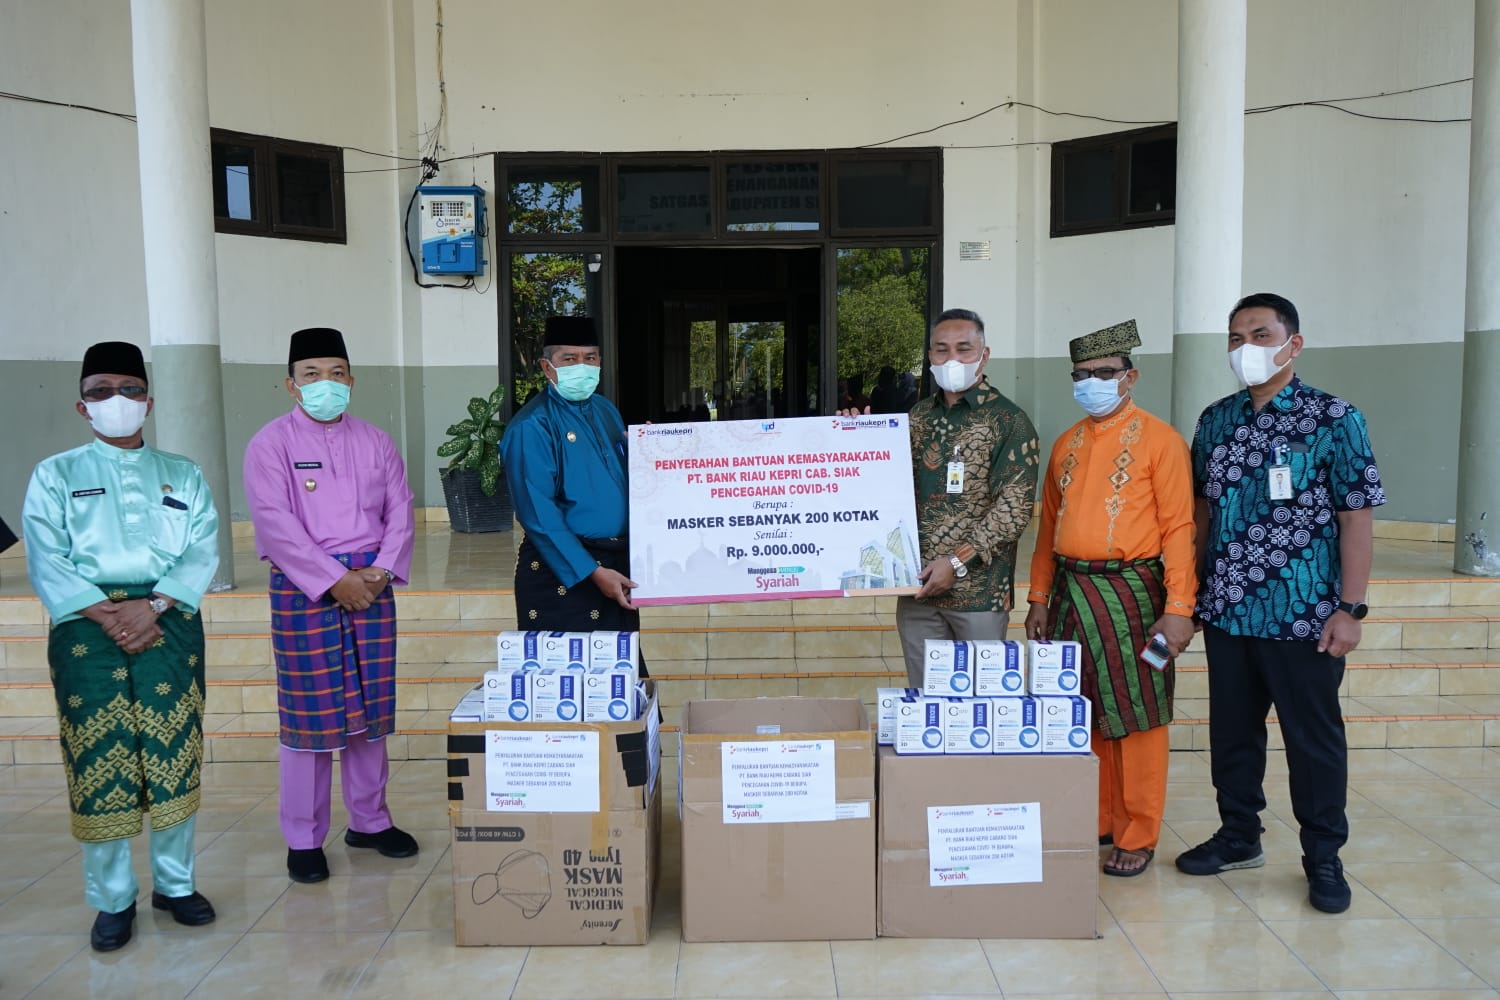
[90,902,136,952]
[151,890,216,926]
[344,826,419,858]
[287,847,330,883]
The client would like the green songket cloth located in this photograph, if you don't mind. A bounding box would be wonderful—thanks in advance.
[49,583,206,843]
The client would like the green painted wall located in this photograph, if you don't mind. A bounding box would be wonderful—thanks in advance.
[0,346,1462,531]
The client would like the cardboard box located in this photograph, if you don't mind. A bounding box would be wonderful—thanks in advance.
[448,683,661,946]
[1028,639,1082,695]
[1036,695,1093,753]
[922,639,976,696]
[942,698,993,754]
[877,748,1099,939]
[973,640,1027,696]
[678,697,876,942]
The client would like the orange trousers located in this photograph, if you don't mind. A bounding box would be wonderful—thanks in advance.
[1095,724,1170,852]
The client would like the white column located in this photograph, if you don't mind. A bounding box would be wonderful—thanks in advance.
[130,0,234,589]
[1170,0,1247,440]
[1456,1,1500,575]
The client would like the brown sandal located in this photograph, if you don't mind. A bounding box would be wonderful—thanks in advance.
[1103,847,1155,877]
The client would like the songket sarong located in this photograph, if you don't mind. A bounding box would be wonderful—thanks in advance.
[514,536,650,676]
[48,583,205,842]
[270,551,397,751]
[1049,555,1173,739]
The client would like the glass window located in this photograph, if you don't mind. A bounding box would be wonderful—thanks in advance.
[725,162,820,231]
[274,151,337,230]
[508,252,601,407]
[507,165,601,234]
[617,166,712,234]
[835,246,931,414]
[1059,147,1115,228]
[212,141,258,222]
[1128,137,1176,216]
[835,159,934,230]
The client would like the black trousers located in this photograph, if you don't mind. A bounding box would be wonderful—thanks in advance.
[514,537,649,677]
[1203,624,1347,861]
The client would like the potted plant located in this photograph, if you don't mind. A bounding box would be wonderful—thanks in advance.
[437,386,513,532]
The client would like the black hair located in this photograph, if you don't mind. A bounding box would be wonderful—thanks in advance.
[933,308,985,336]
[1229,293,1300,334]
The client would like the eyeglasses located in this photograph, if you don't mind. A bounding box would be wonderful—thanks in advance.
[1069,366,1131,382]
[81,386,148,401]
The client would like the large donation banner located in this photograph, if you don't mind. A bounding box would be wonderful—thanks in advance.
[628,415,920,605]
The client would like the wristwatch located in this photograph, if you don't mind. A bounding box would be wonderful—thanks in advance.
[948,554,968,579]
[148,597,169,616]
[382,568,394,583]
[1336,600,1368,620]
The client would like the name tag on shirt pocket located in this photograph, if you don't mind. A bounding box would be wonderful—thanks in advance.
[294,461,322,470]
[71,488,106,498]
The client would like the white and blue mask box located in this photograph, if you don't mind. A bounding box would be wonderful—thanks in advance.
[1028,639,1083,695]
[972,640,1027,696]
[922,640,977,697]
[589,631,640,671]
[990,696,1041,754]
[943,697,993,755]
[541,632,590,671]
[1036,695,1092,753]
[583,665,639,722]
[894,695,947,755]
[531,667,584,722]
[496,630,544,672]
[876,687,917,745]
[481,669,533,723]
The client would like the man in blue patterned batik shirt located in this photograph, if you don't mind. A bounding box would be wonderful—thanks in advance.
[1176,293,1384,915]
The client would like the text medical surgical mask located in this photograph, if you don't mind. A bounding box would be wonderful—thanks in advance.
[1228,340,1292,388]
[298,379,351,421]
[84,395,148,438]
[553,363,601,402]
[930,358,982,394]
[1072,377,1125,417]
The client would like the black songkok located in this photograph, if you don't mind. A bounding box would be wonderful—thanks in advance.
[542,315,599,348]
[288,327,350,366]
[80,341,147,384]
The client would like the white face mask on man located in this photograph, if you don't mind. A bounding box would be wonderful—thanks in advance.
[929,358,983,394]
[84,394,149,438]
[1228,341,1292,388]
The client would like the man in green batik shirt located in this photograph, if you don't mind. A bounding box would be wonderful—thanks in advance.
[22,341,219,952]
[899,308,1040,686]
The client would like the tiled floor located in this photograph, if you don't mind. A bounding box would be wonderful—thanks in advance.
[2,748,1499,998]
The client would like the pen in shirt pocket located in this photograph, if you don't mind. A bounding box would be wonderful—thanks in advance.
[161,496,188,511]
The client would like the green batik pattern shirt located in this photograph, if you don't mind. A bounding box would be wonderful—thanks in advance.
[908,378,1040,612]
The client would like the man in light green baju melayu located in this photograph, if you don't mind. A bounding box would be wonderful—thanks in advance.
[22,341,219,952]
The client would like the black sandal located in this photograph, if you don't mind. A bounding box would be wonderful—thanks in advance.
[1103,847,1154,877]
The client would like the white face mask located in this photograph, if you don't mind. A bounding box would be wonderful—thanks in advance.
[1228,340,1292,388]
[84,395,148,439]
[930,358,983,393]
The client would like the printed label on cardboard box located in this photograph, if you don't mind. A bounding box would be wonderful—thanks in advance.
[720,739,836,823]
[484,730,601,813]
[926,801,1043,886]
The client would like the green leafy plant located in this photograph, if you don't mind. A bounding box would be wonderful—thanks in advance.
[436,386,506,496]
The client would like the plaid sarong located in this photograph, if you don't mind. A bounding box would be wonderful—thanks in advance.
[1048,555,1174,739]
[270,551,397,751]
[49,583,205,842]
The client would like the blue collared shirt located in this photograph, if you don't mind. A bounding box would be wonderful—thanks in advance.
[500,384,628,588]
[1191,376,1385,640]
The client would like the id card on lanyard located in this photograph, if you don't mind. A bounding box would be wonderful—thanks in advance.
[1268,443,1293,501]
[946,444,964,494]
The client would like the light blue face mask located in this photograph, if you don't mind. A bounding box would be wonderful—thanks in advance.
[553,363,600,402]
[298,379,351,421]
[1072,377,1125,417]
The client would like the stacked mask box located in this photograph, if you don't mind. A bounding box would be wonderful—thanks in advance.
[485,631,644,724]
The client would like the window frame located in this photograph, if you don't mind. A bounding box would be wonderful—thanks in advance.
[1050,124,1176,238]
[210,128,347,244]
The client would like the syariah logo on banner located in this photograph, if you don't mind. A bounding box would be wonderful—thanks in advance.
[490,793,527,808]
[935,867,972,883]
[726,803,764,819]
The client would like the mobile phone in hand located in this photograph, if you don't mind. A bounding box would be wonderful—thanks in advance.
[1140,632,1171,671]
